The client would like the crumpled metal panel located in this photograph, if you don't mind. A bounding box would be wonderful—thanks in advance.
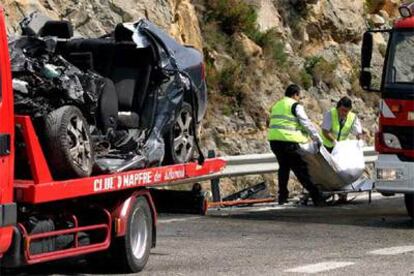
[10,35,103,118]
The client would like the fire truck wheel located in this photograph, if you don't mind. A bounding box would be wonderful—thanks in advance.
[44,105,94,179]
[405,194,414,219]
[115,196,153,273]
[164,102,195,164]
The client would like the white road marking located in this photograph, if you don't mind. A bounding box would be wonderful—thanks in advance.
[244,205,291,212]
[285,261,354,274]
[369,245,414,256]
[159,216,201,224]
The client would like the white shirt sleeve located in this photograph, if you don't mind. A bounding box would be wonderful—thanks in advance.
[295,104,321,142]
[321,111,331,131]
[351,116,363,135]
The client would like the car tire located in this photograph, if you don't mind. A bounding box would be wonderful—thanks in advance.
[404,194,414,219]
[164,102,196,164]
[43,105,94,179]
[112,196,153,273]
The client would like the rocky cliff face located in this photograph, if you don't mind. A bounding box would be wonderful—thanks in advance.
[3,0,203,50]
[3,0,402,194]
[200,0,400,157]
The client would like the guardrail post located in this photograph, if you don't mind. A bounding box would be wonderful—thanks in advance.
[208,150,221,202]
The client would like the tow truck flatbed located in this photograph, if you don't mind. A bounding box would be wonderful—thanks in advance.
[15,159,226,204]
[13,115,226,204]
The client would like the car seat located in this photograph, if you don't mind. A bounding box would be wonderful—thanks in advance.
[39,20,74,39]
[110,24,154,128]
[96,78,118,134]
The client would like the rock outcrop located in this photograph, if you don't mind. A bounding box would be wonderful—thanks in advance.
[3,0,203,50]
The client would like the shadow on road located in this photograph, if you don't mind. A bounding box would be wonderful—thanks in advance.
[208,197,414,230]
[2,258,113,276]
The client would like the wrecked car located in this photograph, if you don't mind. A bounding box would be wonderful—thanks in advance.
[11,12,207,179]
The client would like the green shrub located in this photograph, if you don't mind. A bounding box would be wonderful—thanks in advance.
[222,104,233,116]
[206,0,258,36]
[364,0,385,14]
[287,65,313,90]
[228,39,249,64]
[313,58,338,83]
[290,20,306,39]
[268,41,288,66]
[219,63,244,98]
[253,28,288,66]
[202,22,230,52]
[205,60,220,92]
[300,69,313,89]
[304,55,322,74]
[304,56,338,86]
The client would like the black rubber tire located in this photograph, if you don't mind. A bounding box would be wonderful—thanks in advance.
[112,197,153,273]
[404,194,414,219]
[43,105,94,179]
[164,102,196,164]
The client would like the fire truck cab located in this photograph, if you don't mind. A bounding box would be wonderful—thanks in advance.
[360,2,414,219]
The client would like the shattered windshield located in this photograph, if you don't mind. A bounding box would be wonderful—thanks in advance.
[385,30,414,89]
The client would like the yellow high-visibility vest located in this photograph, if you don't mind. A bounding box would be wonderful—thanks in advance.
[322,108,356,148]
[268,97,309,143]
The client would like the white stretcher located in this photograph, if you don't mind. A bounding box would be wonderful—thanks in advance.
[298,141,374,203]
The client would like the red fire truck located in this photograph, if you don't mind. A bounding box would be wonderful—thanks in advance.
[0,8,225,272]
[360,2,414,219]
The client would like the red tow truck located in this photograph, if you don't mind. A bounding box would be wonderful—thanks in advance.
[360,2,414,219]
[0,8,225,272]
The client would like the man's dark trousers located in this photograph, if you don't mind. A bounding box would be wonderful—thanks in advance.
[269,140,321,201]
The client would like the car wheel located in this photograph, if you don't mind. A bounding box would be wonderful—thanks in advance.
[164,102,196,164]
[112,197,153,273]
[404,194,414,219]
[43,105,94,179]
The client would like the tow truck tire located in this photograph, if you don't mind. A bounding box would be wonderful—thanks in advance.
[44,105,94,179]
[404,194,414,219]
[114,196,153,273]
[164,102,195,164]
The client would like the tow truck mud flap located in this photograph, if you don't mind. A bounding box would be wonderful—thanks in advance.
[1,226,24,268]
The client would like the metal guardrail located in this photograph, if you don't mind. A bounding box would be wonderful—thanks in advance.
[163,147,378,186]
[218,146,377,178]
[157,146,377,203]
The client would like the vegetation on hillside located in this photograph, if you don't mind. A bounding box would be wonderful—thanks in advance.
[202,0,289,112]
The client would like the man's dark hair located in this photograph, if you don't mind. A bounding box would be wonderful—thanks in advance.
[337,96,352,109]
[285,84,301,97]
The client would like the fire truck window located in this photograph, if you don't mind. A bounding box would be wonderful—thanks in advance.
[388,31,414,84]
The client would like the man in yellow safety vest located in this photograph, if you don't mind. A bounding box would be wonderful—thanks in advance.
[321,96,363,153]
[268,84,325,206]
[321,96,363,203]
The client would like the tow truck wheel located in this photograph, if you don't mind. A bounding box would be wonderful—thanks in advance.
[115,196,153,273]
[164,102,195,164]
[44,105,94,179]
[404,194,414,219]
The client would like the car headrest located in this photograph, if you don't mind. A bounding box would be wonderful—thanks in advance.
[114,23,133,42]
[39,21,74,39]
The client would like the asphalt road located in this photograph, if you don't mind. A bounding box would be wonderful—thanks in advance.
[8,193,414,275]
